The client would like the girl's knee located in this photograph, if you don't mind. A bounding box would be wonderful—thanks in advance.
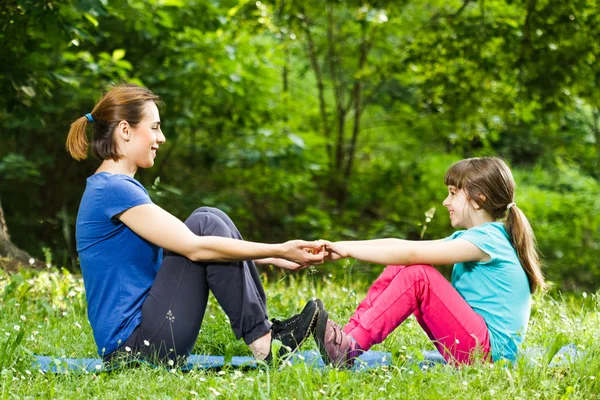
[384,264,437,279]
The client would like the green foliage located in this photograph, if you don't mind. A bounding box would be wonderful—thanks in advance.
[516,163,600,291]
[0,0,599,289]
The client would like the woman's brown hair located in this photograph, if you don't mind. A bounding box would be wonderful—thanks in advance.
[66,84,161,161]
[444,157,546,293]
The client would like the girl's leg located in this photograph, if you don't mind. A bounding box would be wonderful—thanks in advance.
[110,207,271,363]
[344,264,490,364]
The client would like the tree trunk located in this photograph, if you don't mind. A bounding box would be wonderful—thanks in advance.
[0,196,36,266]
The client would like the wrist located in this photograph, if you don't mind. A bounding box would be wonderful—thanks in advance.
[273,243,286,259]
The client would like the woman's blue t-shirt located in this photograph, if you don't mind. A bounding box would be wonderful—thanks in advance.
[448,222,531,362]
[76,173,163,356]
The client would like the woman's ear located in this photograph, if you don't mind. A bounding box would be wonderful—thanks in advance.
[117,121,131,141]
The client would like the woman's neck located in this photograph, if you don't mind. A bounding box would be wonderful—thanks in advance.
[96,159,137,177]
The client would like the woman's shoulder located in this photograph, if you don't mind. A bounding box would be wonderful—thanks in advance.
[87,172,147,194]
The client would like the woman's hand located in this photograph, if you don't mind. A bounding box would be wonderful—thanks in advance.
[279,240,326,266]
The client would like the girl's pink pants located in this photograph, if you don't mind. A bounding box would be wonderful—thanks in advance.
[344,264,491,364]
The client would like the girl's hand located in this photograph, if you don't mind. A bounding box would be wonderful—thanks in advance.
[266,258,310,271]
[280,240,325,265]
[315,240,350,261]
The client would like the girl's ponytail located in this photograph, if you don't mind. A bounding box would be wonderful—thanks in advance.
[66,116,90,160]
[506,205,546,293]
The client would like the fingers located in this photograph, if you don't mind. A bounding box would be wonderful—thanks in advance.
[315,239,333,248]
[284,239,344,265]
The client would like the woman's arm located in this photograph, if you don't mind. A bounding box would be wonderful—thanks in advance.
[119,204,324,266]
[323,238,489,266]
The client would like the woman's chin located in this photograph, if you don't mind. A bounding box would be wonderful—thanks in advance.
[138,160,155,169]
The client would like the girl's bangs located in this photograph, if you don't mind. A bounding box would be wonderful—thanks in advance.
[444,160,469,189]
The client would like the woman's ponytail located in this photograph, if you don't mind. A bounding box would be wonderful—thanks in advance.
[506,205,546,293]
[66,116,90,160]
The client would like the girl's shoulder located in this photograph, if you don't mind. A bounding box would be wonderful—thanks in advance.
[456,222,507,239]
[449,222,513,262]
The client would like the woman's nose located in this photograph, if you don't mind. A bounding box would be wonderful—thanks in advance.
[157,130,166,144]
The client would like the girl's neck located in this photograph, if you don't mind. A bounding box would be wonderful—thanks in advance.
[96,159,137,178]
[465,210,495,229]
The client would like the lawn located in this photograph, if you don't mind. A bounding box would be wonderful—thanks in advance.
[0,264,598,399]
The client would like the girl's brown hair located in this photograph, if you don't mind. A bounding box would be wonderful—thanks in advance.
[66,84,161,161]
[444,157,546,293]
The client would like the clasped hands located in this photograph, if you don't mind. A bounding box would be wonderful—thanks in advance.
[271,239,349,271]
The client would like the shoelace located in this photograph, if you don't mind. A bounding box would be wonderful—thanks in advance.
[330,321,344,345]
[271,315,300,335]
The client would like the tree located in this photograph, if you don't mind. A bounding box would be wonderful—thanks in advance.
[0,197,33,263]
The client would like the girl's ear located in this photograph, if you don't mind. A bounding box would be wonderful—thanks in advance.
[469,193,486,210]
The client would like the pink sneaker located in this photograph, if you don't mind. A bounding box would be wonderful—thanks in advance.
[313,309,361,368]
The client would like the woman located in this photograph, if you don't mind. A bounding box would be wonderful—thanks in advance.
[66,84,324,364]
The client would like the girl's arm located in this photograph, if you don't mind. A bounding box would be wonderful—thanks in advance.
[255,258,310,271]
[119,204,324,266]
[323,238,489,266]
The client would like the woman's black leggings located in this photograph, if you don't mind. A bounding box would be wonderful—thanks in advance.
[105,207,271,363]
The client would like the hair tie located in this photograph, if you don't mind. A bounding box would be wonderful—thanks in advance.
[506,202,516,211]
[85,113,95,123]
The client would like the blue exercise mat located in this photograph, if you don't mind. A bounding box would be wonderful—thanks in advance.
[33,345,580,374]
[33,350,408,374]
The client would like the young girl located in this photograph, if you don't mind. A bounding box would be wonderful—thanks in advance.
[66,84,324,364]
[313,157,545,366]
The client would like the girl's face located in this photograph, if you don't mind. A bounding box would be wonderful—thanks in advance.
[442,186,478,229]
[125,102,165,169]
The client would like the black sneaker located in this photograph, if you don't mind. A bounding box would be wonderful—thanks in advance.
[270,300,319,358]
[314,298,324,312]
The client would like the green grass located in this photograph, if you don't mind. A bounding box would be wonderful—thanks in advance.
[0,265,599,399]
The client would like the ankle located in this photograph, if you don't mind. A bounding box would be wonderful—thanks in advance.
[347,337,364,360]
[249,331,272,360]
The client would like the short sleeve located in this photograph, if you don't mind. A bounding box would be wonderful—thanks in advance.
[454,225,498,263]
[445,230,465,241]
[101,176,152,220]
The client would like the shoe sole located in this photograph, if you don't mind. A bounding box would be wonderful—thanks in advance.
[278,302,320,358]
[313,309,330,365]
[314,298,324,313]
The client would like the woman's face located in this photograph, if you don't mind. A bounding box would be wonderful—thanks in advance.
[125,102,165,169]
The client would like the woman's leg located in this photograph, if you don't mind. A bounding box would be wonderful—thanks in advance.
[110,207,271,363]
[344,264,491,364]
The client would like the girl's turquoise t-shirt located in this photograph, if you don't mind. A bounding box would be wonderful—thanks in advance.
[448,222,531,362]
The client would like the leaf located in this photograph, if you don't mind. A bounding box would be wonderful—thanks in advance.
[20,86,36,98]
[288,133,305,149]
[112,49,126,62]
[161,0,184,7]
[83,12,99,27]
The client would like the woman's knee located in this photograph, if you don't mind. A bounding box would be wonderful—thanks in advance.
[184,210,234,238]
